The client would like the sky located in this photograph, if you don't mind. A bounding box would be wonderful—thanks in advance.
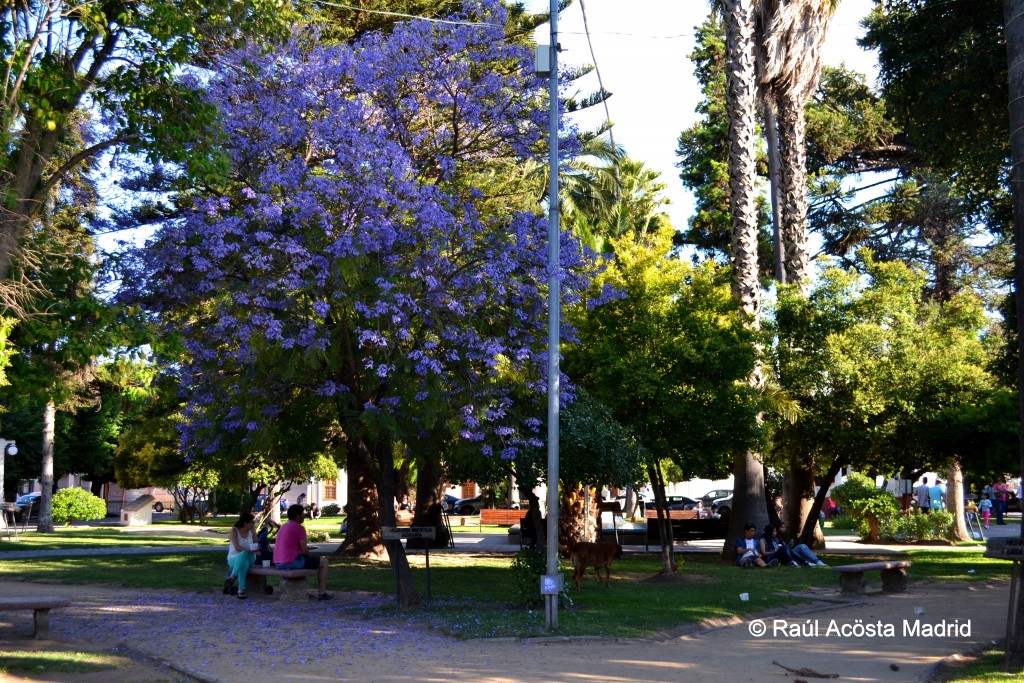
[524,0,880,231]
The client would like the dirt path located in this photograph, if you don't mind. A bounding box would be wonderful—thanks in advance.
[0,576,1011,683]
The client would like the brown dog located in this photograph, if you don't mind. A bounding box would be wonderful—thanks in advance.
[569,541,623,589]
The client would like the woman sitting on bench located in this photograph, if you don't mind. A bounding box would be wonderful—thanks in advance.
[225,512,261,599]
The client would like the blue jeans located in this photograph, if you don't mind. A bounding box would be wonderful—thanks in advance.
[995,499,1007,525]
[790,544,822,565]
[228,551,256,590]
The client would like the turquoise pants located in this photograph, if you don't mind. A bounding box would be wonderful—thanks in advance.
[227,551,256,590]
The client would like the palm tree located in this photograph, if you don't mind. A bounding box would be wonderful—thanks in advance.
[756,0,837,546]
[717,0,770,558]
[757,0,839,290]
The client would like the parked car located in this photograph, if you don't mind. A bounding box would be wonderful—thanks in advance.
[712,494,733,516]
[453,494,484,515]
[441,494,459,512]
[14,492,41,521]
[665,495,699,510]
[699,489,733,506]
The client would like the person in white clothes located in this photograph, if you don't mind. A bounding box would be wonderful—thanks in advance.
[225,512,261,599]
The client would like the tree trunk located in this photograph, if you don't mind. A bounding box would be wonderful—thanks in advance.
[798,458,843,549]
[1005,0,1024,658]
[409,457,449,549]
[946,462,971,542]
[335,440,385,559]
[648,460,676,575]
[374,435,419,610]
[559,482,592,544]
[721,0,767,564]
[775,100,812,292]
[724,0,763,322]
[38,399,55,533]
[785,459,823,548]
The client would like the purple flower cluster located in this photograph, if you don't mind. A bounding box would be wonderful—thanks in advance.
[127,1,593,459]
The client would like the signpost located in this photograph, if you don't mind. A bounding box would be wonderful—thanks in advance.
[985,538,1024,670]
[381,526,437,604]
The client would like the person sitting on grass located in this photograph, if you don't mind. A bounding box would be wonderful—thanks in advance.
[274,504,333,600]
[735,522,768,567]
[225,512,260,599]
[775,522,828,567]
[760,524,794,567]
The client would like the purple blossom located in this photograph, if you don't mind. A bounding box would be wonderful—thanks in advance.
[125,0,595,459]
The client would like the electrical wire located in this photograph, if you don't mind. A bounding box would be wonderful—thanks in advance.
[578,0,615,153]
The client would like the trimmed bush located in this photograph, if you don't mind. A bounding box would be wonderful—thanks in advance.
[830,473,900,542]
[322,503,341,516]
[51,488,107,526]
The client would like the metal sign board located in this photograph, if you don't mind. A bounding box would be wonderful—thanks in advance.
[984,537,1024,560]
[381,526,436,540]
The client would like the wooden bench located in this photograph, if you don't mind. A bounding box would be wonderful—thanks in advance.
[0,596,70,639]
[832,561,913,595]
[246,567,317,601]
[479,509,526,526]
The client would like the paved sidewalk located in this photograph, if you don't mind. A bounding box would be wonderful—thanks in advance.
[0,577,1011,683]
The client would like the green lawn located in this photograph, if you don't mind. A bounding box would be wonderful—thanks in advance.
[943,650,1024,682]
[0,541,1012,639]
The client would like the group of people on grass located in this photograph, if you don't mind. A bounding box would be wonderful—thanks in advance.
[735,521,828,568]
[223,504,333,601]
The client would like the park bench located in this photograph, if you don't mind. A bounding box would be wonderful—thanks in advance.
[831,560,913,595]
[643,509,728,544]
[479,509,526,526]
[0,596,70,639]
[246,567,317,602]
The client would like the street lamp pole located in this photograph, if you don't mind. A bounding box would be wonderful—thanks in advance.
[544,0,562,631]
[0,439,18,503]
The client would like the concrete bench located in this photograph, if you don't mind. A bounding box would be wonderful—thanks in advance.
[0,596,70,639]
[832,560,913,595]
[246,567,317,601]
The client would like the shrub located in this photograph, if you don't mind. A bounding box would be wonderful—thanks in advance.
[322,503,341,516]
[509,546,571,608]
[51,488,107,526]
[307,530,331,543]
[831,473,900,542]
[830,514,857,530]
[876,509,957,543]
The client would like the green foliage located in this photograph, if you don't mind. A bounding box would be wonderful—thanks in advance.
[882,509,955,543]
[306,530,331,543]
[50,488,107,526]
[830,514,856,530]
[322,503,341,516]
[830,473,900,540]
[508,546,570,609]
[566,229,761,481]
[509,546,547,607]
[769,255,997,480]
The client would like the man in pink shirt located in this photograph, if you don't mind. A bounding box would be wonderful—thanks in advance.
[274,504,332,599]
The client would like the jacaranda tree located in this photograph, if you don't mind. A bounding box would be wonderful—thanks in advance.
[123,1,592,608]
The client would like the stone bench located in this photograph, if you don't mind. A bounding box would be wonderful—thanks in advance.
[246,567,317,601]
[0,596,70,639]
[831,560,913,595]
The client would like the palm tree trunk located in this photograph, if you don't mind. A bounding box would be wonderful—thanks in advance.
[37,399,55,533]
[721,0,767,562]
[775,100,812,291]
